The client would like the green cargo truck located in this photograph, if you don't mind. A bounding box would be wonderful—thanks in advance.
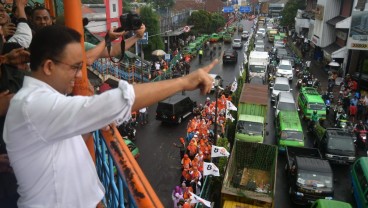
[235,84,269,143]
[222,141,278,207]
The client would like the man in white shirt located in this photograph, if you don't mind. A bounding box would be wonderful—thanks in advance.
[4,25,217,207]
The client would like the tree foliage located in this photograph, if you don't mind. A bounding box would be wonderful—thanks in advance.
[280,0,306,28]
[139,6,164,58]
[187,10,225,35]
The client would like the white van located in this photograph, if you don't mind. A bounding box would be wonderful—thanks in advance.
[274,92,297,116]
[276,59,293,81]
[270,77,292,102]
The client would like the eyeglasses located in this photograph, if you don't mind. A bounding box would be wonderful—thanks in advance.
[52,59,84,75]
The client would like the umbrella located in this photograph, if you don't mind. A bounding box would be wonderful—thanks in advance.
[328,61,340,67]
[151,49,166,56]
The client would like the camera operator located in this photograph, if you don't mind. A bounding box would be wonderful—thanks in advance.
[85,24,145,65]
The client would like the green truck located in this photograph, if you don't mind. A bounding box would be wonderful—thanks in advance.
[222,141,278,207]
[235,84,269,143]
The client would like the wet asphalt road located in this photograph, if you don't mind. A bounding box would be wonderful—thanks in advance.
[134,19,354,208]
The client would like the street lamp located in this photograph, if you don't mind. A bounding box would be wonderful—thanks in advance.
[213,77,221,145]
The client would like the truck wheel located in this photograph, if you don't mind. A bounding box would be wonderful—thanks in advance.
[178,117,182,124]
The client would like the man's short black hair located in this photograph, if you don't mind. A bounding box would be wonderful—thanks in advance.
[29,25,81,71]
[30,6,50,18]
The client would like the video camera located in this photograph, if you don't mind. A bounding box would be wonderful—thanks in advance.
[114,12,142,32]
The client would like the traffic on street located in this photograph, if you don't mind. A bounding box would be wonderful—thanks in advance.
[133,16,362,208]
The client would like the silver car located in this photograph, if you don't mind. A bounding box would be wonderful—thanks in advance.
[232,38,242,49]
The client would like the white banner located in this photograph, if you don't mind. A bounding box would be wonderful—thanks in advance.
[230,79,237,92]
[203,162,220,176]
[225,110,235,122]
[189,191,212,207]
[226,100,237,111]
[211,145,230,158]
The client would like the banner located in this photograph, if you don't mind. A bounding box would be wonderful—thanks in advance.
[203,162,220,176]
[226,100,237,111]
[211,145,230,158]
[230,78,237,92]
[189,191,212,207]
[225,110,235,122]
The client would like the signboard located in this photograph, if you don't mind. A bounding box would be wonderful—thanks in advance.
[138,32,148,44]
[347,0,368,50]
[164,54,171,61]
[223,6,234,13]
[239,6,251,13]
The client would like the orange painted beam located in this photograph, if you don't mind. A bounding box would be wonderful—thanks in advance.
[63,0,95,158]
[44,0,55,17]
[63,0,90,97]
[101,127,164,208]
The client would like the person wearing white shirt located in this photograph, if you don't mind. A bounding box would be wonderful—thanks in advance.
[4,25,217,207]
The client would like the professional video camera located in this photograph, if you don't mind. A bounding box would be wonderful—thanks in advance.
[114,12,142,32]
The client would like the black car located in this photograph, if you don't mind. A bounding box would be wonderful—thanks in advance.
[352,72,368,90]
[222,49,238,64]
[276,48,288,60]
[156,94,196,124]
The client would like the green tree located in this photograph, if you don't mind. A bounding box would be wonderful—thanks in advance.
[139,6,164,59]
[187,10,225,35]
[280,0,306,28]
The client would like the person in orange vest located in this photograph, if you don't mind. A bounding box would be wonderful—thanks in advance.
[182,183,193,200]
[181,154,191,170]
[181,169,192,186]
[187,139,198,160]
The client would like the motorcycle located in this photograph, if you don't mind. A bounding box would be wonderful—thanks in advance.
[354,125,368,155]
[117,121,137,141]
[325,99,331,117]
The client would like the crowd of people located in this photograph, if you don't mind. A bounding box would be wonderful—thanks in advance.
[0,1,219,207]
[171,94,231,208]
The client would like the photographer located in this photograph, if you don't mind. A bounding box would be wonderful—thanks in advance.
[85,26,145,65]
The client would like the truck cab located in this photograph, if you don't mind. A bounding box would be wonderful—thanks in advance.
[286,146,334,205]
[248,51,269,84]
[314,127,356,164]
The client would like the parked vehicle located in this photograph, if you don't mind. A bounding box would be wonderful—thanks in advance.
[232,38,242,49]
[155,94,196,124]
[223,33,232,43]
[222,49,238,64]
[353,122,368,155]
[298,87,326,120]
[209,33,220,42]
[311,199,352,208]
[274,91,298,116]
[241,31,249,40]
[351,157,368,208]
[222,141,277,207]
[267,29,278,42]
[270,77,292,103]
[312,125,356,164]
[285,146,334,205]
[248,51,269,83]
[275,59,294,81]
[235,84,269,143]
[276,111,304,152]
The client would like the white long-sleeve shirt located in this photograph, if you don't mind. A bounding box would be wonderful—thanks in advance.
[8,22,32,48]
[4,76,135,208]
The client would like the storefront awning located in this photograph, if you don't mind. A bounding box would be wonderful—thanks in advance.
[332,46,347,59]
[322,43,347,59]
[336,16,351,29]
[326,16,346,26]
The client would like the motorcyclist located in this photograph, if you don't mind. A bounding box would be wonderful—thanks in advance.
[354,120,367,132]
[198,48,203,64]
[309,110,319,131]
